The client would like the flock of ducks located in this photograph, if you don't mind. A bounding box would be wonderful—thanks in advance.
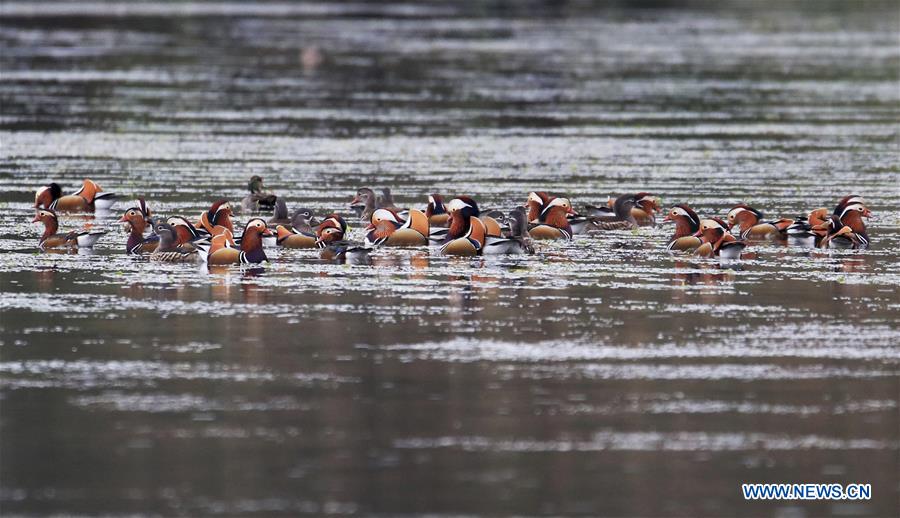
[31,177,873,266]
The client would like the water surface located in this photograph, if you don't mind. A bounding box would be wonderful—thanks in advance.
[1,2,899,516]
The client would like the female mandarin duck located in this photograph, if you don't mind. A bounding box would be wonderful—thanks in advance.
[490,207,534,255]
[119,199,159,254]
[241,175,277,213]
[364,208,430,246]
[726,204,793,240]
[440,197,488,256]
[197,218,272,265]
[663,204,703,252]
[529,197,575,240]
[32,209,107,249]
[35,179,118,212]
[197,200,234,236]
[426,194,450,226]
[275,208,319,248]
[150,223,201,263]
[695,218,747,259]
[586,192,659,227]
[315,214,371,263]
[350,188,377,222]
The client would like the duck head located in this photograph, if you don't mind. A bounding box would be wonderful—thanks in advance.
[634,192,660,214]
[153,223,179,251]
[291,208,319,232]
[377,188,396,208]
[32,209,59,239]
[696,218,729,243]
[507,206,530,238]
[248,175,265,194]
[726,204,764,230]
[201,200,234,232]
[367,208,403,234]
[446,197,481,239]
[351,188,376,210]
[834,195,870,217]
[612,194,638,222]
[241,218,273,252]
[427,194,447,216]
[166,216,203,245]
[119,206,149,235]
[525,191,551,222]
[315,214,348,247]
[540,197,575,228]
[836,201,870,236]
[34,183,62,209]
[663,204,701,239]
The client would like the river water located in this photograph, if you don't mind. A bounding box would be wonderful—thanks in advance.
[1,2,898,516]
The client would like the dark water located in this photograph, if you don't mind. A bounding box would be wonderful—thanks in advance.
[1,2,899,516]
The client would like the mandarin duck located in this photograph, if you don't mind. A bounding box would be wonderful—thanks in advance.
[350,187,377,222]
[165,216,207,249]
[197,200,234,236]
[819,216,867,249]
[196,218,272,265]
[663,204,703,252]
[35,179,118,212]
[529,197,575,240]
[267,199,291,225]
[586,192,659,226]
[241,175,277,213]
[426,194,450,226]
[275,207,319,248]
[695,218,747,259]
[726,204,793,240]
[783,216,818,247]
[32,209,106,249]
[364,207,430,246]
[315,214,371,263]
[149,223,201,263]
[440,197,488,256]
[119,199,159,254]
[488,206,534,255]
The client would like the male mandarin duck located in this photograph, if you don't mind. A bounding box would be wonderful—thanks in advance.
[663,204,703,252]
[525,191,553,223]
[315,214,371,263]
[426,194,450,226]
[364,208,430,247]
[695,218,746,259]
[632,192,661,225]
[149,223,201,263]
[529,197,575,240]
[440,197,488,256]
[165,216,207,248]
[241,175,277,213]
[726,204,792,240]
[783,216,817,247]
[119,199,159,254]
[274,207,319,248]
[32,209,106,249]
[819,216,867,249]
[196,200,234,236]
[526,191,595,234]
[197,218,272,265]
[34,179,118,212]
[810,196,871,247]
